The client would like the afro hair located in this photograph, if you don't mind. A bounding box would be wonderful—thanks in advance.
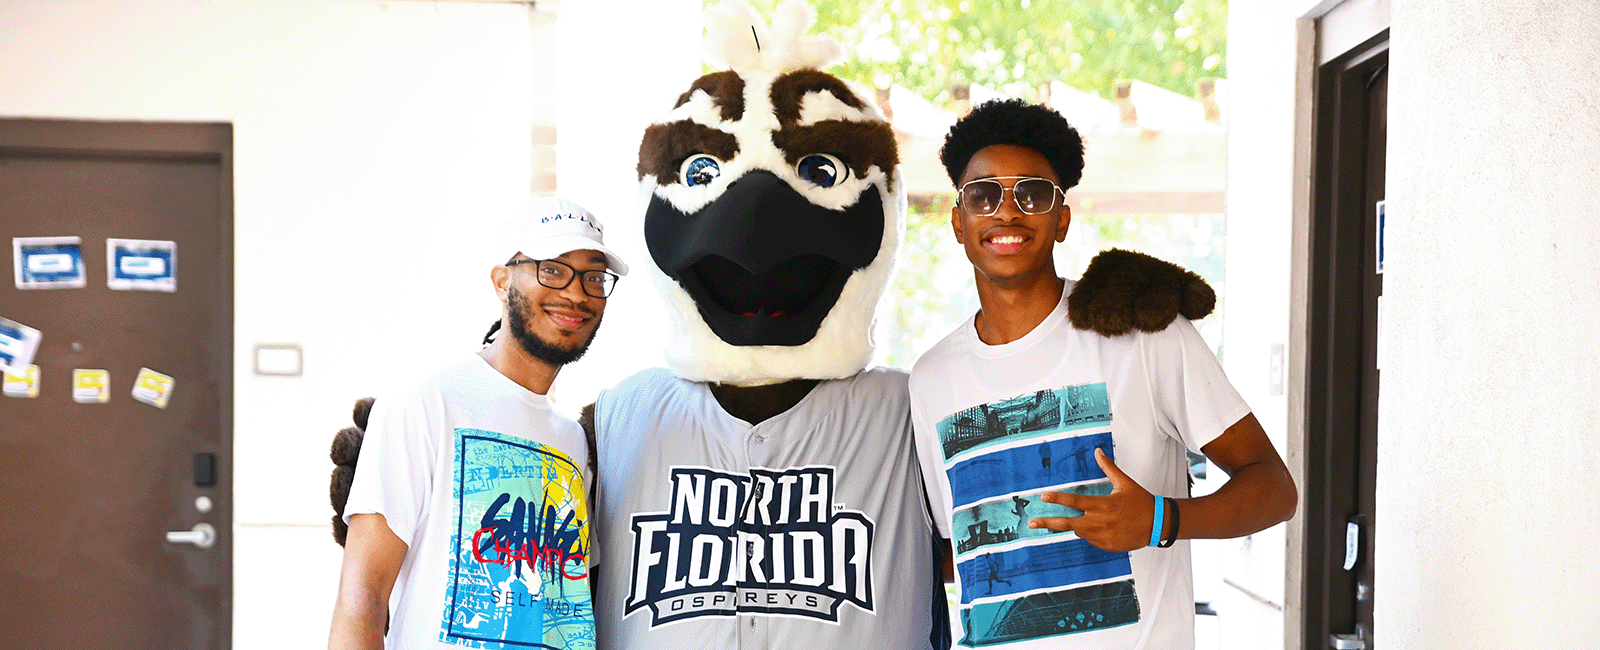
[939,98,1086,190]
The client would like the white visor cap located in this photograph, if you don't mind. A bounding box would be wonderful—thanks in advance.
[504,196,628,276]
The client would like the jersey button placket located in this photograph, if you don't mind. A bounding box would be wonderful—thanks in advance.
[740,609,767,645]
[741,423,771,646]
[745,423,772,468]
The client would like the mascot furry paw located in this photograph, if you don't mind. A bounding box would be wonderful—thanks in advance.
[327,396,373,547]
[1069,248,1216,336]
[327,2,1215,647]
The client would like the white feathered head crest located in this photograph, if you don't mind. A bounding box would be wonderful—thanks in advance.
[634,0,905,385]
[702,0,843,74]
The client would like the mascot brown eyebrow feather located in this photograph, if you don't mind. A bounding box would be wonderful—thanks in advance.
[328,1,1212,647]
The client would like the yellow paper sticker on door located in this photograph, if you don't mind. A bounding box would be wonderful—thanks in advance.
[3,364,40,398]
[131,367,175,408]
[73,368,110,403]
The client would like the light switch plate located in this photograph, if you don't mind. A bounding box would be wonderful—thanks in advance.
[253,344,303,377]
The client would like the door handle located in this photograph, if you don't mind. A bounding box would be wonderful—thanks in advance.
[1330,634,1365,649]
[165,522,216,549]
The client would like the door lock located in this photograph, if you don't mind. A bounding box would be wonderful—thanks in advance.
[165,522,216,549]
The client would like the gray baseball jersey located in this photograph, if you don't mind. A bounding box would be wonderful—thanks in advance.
[592,367,946,649]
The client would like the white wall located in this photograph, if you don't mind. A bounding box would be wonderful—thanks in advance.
[1,1,537,646]
[1380,2,1600,647]
[1228,0,1600,647]
[1217,1,1308,648]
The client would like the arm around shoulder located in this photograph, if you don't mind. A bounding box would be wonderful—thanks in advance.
[329,513,409,650]
[1177,413,1297,541]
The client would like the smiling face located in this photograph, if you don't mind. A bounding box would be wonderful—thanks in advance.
[498,249,609,367]
[951,144,1072,290]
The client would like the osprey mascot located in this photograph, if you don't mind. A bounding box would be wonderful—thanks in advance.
[328,2,1215,648]
[588,2,941,647]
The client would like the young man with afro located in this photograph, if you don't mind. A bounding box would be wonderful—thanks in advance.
[909,99,1297,649]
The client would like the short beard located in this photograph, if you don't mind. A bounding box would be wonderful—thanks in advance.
[505,284,599,367]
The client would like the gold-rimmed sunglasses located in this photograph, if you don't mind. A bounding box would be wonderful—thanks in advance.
[957,176,1066,216]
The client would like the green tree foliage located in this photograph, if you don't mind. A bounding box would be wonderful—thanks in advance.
[738,0,1226,103]
[881,197,978,368]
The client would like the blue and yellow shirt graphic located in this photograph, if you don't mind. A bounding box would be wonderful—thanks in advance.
[441,428,594,649]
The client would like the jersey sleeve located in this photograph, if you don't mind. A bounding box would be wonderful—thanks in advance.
[587,383,622,571]
[1140,319,1252,453]
[581,417,601,571]
[341,389,440,548]
[908,365,955,540]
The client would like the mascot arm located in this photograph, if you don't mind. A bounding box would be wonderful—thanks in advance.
[1067,248,1216,336]
[579,402,598,488]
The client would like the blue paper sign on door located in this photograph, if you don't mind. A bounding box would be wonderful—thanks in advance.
[106,238,177,292]
[13,237,86,289]
[0,317,43,373]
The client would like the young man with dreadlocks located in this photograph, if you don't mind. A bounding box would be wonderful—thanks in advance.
[909,99,1297,649]
[330,197,625,650]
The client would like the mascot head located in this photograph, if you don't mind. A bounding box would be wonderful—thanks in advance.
[636,0,904,386]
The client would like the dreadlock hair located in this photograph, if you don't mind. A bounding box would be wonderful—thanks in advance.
[482,319,501,347]
[939,98,1086,190]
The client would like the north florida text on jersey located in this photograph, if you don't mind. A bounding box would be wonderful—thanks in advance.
[624,466,875,626]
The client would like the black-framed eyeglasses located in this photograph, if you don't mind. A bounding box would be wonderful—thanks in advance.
[957,176,1066,216]
[505,258,619,298]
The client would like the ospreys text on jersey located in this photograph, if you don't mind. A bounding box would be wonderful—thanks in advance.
[624,466,875,626]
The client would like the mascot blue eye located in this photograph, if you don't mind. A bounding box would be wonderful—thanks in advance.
[681,155,722,187]
[796,154,847,188]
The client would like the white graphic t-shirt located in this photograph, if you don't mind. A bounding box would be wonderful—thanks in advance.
[344,354,594,649]
[909,284,1249,649]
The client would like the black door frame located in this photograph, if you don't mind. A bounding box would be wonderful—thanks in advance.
[1302,30,1388,650]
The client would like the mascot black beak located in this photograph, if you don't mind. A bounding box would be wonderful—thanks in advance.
[645,169,885,347]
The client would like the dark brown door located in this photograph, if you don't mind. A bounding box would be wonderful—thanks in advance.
[0,119,233,648]
[1305,33,1386,650]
